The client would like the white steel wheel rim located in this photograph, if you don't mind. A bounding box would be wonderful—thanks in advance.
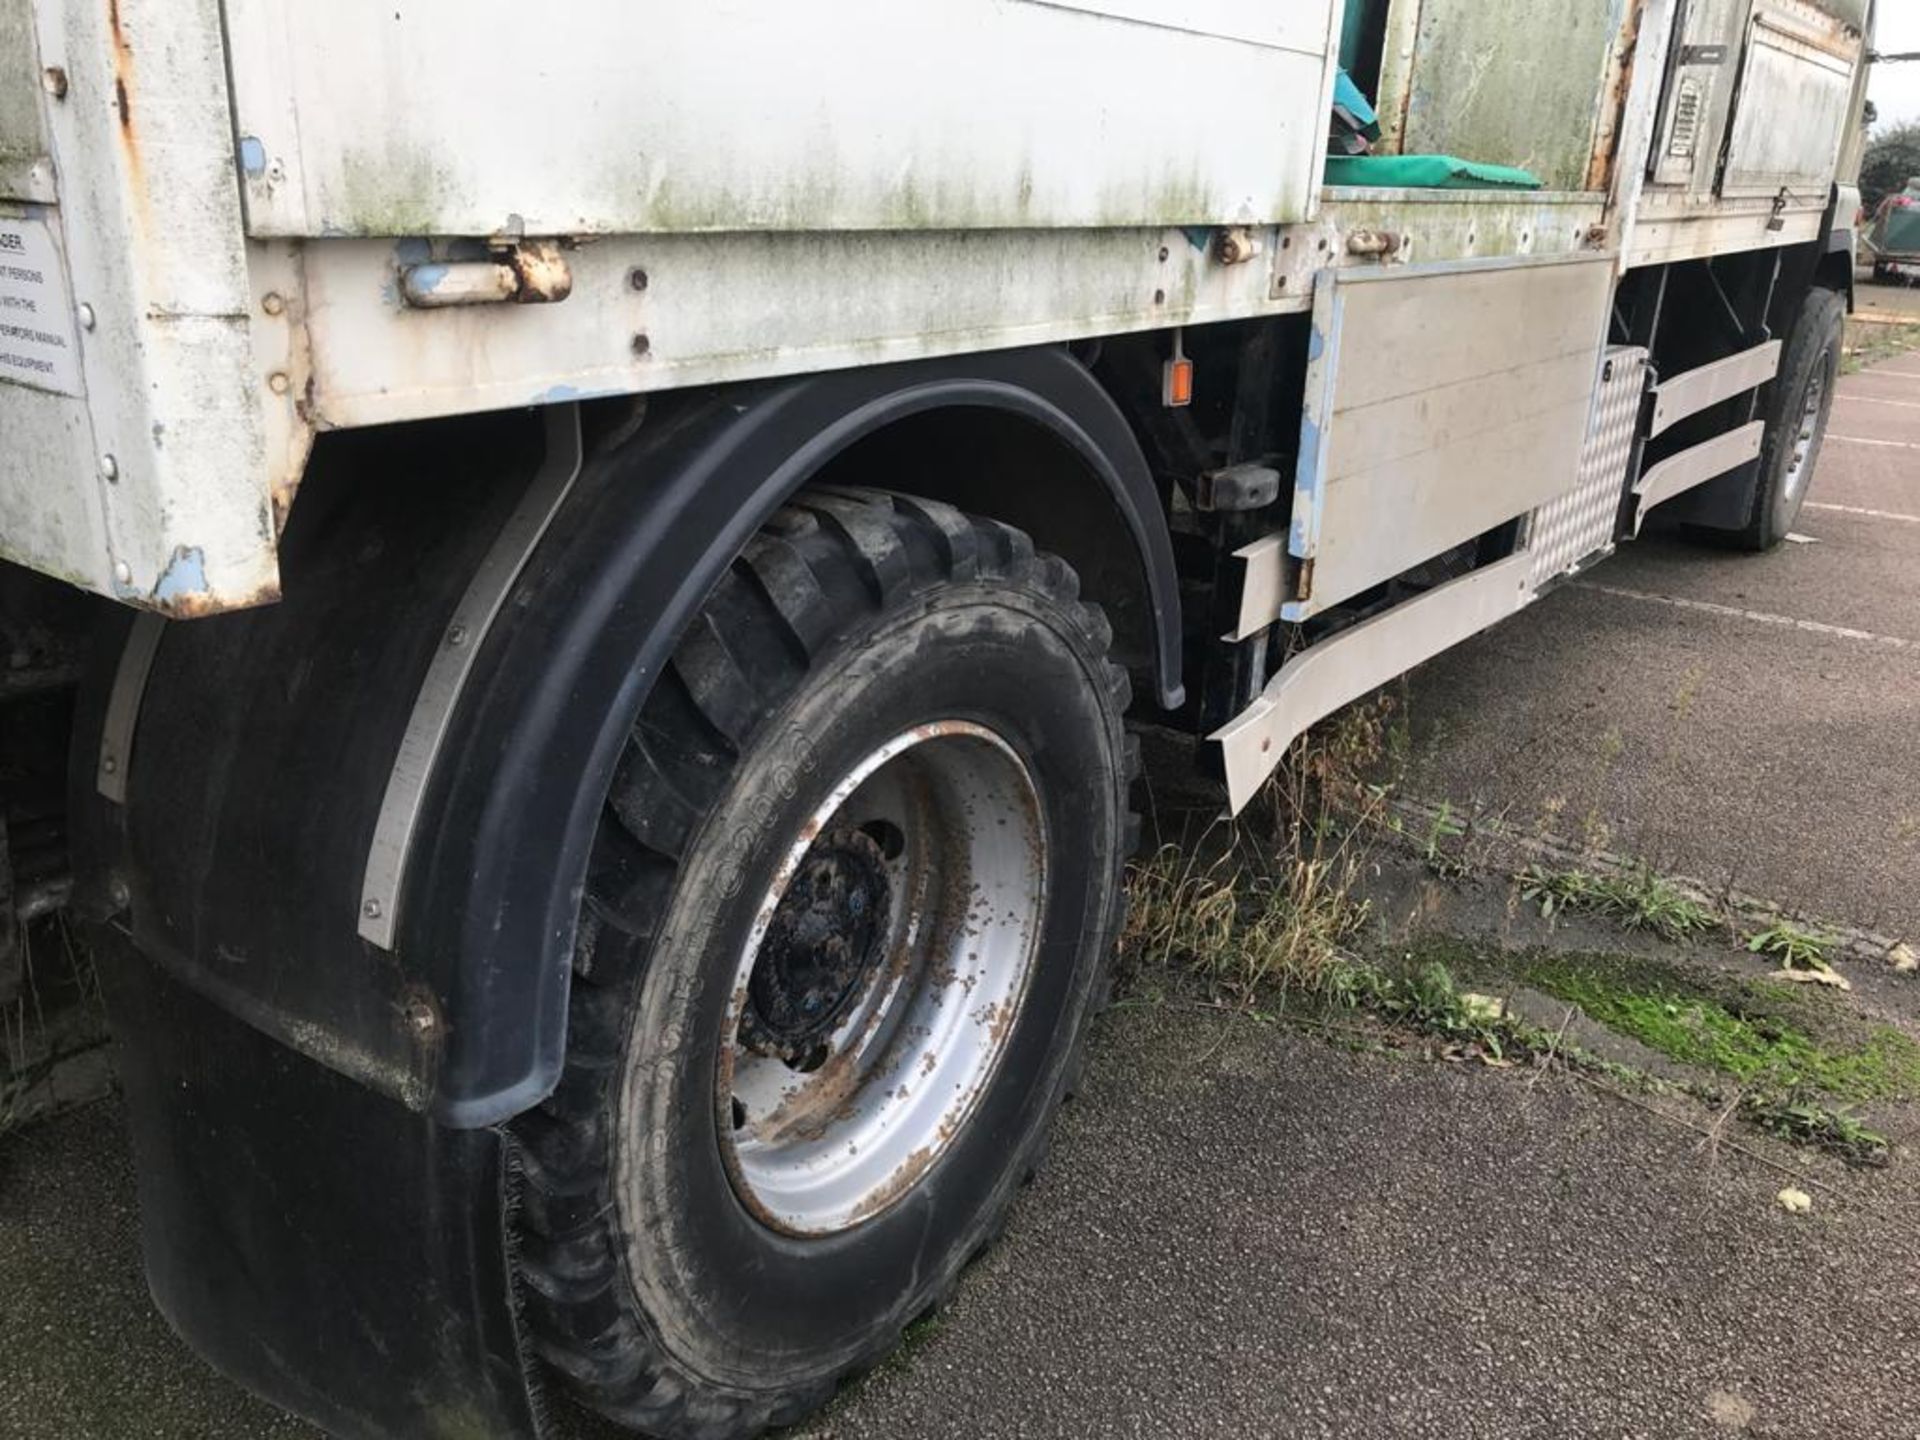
[716,721,1047,1237]
[1783,358,1829,502]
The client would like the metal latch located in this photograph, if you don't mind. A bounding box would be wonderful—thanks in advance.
[401,240,573,309]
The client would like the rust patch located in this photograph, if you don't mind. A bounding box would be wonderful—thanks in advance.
[144,577,282,619]
[1586,0,1644,194]
[848,1145,934,1223]
[106,0,146,202]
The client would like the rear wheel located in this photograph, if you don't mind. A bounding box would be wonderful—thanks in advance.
[513,488,1134,1438]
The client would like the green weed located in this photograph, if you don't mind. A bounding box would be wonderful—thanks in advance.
[1746,921,1836,973]
[1517,864,1718,943]
[1742,1094,1890,1167]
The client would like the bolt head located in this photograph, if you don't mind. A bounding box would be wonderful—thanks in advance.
[42,67,67,99]
[98,453,118,481]
[362,897,383,920]
[262,292,286,316]
[108,879,131,911]
[628,267,649,292]
[267,370,290,395]
[76,302,95,331]
[631,332,652,358]
[445,623,468,647]
[102,755,118,774]
[112,560,132,584]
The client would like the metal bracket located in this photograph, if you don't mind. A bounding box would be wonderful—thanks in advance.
[1210,552,1532,813]
[1649,340,1782,437]
[1632,421,1766,534]
[357,404,585,949]
[97,613,168,803]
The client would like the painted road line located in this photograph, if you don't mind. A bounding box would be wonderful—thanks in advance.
[1804,501,1920,524]
[1833,394,1920,410]
[1572,582,1913,650]
[1828,433,1920,449]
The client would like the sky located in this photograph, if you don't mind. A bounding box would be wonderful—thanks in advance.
[1871,7,1920,130]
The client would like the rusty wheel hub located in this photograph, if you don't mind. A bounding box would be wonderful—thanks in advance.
[740,828,892,1065]
[717,722,1047,1237]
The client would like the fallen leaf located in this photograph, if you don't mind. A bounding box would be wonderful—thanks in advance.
[1459,992,1507,1023]
[1771,966,1851,991]
[1889,942,1918,974]
[1706,1390,1757,1430]
[1776,1187,1813,1215]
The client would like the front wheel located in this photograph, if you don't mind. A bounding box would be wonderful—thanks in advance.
[1732,285,1844,551]
[512,488,1134,1438]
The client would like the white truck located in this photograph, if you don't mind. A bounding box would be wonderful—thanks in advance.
[0,2,1874,1436]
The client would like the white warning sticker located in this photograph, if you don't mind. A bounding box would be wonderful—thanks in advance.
[0,217,83,398]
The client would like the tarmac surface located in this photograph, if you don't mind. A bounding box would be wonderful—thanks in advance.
[4,312,1919,1440]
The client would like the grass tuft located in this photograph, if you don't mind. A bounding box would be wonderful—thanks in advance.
[1517,864,1718,943]
[1124,697,1394,1007]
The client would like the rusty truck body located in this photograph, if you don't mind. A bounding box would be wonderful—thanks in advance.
[0,2,1874,1437]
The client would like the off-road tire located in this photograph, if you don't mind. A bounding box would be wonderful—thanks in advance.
[1729,284,1845,552]
[511,487,1136,1439]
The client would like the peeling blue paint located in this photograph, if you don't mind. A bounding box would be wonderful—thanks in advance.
[238,136,267,177]
[405,262,451,294]
[535,382,627,404]
[152,545,209,603]
[1307,324,1326,363]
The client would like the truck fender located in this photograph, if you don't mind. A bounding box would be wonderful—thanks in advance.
[92,346,1182,1130]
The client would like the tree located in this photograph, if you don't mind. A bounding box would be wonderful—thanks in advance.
[1861,122,1920,213]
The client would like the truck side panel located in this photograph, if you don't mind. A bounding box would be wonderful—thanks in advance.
[3,0,274,614]
[222,0,1344,238]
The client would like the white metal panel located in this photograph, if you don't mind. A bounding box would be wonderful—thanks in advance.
[1281,256,1613,622]
[222,0,1341,239]
[1624,197,1823,267]
[0,354,114,593]
[1646,0,1750,195]
[1632,420,1765,530]
[1032,0,1329,50]
[1212,552,1532,812]
[290,190,1619,432]
[1649,339,1781,436]
[5,0,278,614]
[1720,1,1861,199]
[0,0,55,201]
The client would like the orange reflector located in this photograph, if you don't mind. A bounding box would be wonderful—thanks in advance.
[1162,356,1193,408]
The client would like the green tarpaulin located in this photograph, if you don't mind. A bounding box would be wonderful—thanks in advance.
[1323,154,1544,191]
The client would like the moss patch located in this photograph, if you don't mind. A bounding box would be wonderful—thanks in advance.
[1511,950,1920,1103]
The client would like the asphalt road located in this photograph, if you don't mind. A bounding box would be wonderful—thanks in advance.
[4,328,1919,1440]
[1402,325,1920,942]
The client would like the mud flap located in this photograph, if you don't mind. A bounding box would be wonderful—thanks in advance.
[98,931,540,1440]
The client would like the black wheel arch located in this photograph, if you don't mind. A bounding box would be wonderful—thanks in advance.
[410,345,1180,1124]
